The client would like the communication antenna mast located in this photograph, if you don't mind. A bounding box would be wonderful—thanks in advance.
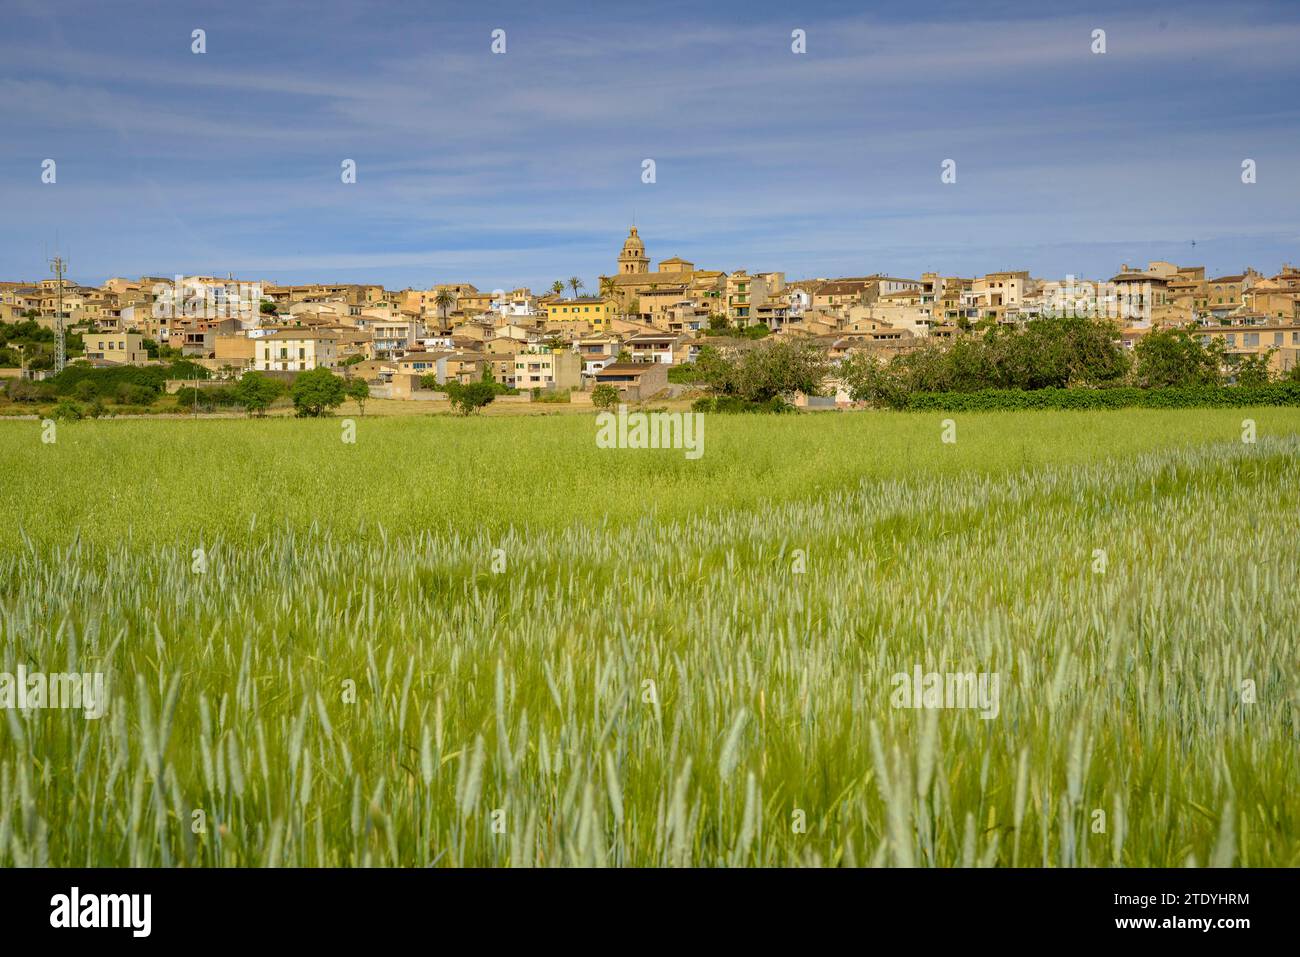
[49,254,67,372]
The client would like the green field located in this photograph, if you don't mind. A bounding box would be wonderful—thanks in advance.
[0,408,1297,866]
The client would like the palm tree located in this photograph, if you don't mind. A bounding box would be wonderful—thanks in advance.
[551,280,564,299]
[433,288,456,324]
[568,277,584,299]
[599,276,617,307]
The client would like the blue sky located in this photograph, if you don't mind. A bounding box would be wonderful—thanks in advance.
[2,0,1298,290]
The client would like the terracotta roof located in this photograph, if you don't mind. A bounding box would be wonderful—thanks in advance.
[1109,273,1169,284]
[596,362,660,376]
[261,329,340,341]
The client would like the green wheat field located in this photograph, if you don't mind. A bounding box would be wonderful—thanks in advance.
[0,407,1296,867]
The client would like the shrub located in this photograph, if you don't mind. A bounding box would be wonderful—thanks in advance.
[893,383,1300,412]
[115,383,155,406]
[50,399,84,421]
[174,386,240,411]
[46,363,185,399]
[692,395,794,414]
[591,384,620,409]
[5,380,46,403]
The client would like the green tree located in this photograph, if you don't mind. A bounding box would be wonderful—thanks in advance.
[259,300,278,316]
[1232,350,1274,387]
[290,367,347,417]
[1134,328,1221,388]
[692,344,737,395]
[986,314,1128,390]
[346,377,370,414]
[234,371,285,416]
[591,383,620,409]
[694,340,828,404]
[445,380,495,415]
[551,280,565,299]
[732,339,829,402]
[839,352,906,407]
[166,358,211,380]
[568,276,584,299]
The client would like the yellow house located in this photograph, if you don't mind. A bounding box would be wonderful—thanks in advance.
[545,297,615,329]
[83,331,148,364]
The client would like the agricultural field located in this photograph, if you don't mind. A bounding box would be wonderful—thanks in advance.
[0,407,1296,867]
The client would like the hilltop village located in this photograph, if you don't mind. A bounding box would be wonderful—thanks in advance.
[3,227,1300,411]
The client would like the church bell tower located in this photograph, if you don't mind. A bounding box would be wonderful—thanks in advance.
[618,227,650,275]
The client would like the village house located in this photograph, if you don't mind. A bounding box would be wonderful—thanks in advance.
[255,330,339,372]
[624,332,690,364]
[593,361,669,402]
[82,331,148,365]
[1197,320,1300,377]
[514,347,581,391]
[545,296,616,331]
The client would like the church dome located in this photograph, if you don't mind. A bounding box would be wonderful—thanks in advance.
[621,227,645,257]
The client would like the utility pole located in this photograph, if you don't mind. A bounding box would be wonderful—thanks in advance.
[49,254,67,372]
